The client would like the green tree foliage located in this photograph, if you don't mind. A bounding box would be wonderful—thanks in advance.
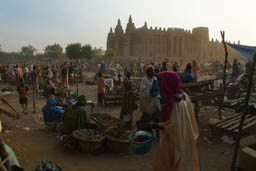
[66,43,96,60]
[65,43,82,59]
[44,43,63,59]
[20,45,37,56]
[0,45,3,57]
[81,44,93,60]
[93,47,104,58]
[104,48,115,65]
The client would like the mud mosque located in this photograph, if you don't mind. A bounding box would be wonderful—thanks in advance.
[107,15,245,62]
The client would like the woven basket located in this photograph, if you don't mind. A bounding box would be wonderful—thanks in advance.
[79,140,103,153]
[72,129,105,153]
[106,135,130,153]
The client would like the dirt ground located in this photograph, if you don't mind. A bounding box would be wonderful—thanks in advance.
[0,83,237,171]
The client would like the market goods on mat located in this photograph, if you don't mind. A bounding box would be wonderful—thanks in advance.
[90,113,125,129]
[72,129,104,142]
[105,125,130,142]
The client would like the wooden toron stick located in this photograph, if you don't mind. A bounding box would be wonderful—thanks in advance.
[76,74,79,97]
[33,75,37,113]
[218,31,229,120]
[0,94,20,119]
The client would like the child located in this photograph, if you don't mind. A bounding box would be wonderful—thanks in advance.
[17,79,29,114]
[97,72,105,105]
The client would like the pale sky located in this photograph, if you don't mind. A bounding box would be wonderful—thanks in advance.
[0,0,255,52]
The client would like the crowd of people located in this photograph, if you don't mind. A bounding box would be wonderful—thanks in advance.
[0,62,88,87]
[0,57,249,171]
[95,58,249,171]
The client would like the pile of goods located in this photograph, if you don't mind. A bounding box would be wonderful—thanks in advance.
[90,113,130,153]
[55,97,68,107]
[90,113,125,129]
[133,130,152,142]
[105,125,130,142]
[55,87,71,98]
[72,129,105,153]
[105,124,131,153]
[0,88,12,97]
[85,80,96,85]
[1,88,12,92]
[73,129,104,142]
[43,81,56,98]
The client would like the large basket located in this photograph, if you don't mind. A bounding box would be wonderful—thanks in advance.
[72,129,105,153]
[79,140,103,153]
[106,135,130,153]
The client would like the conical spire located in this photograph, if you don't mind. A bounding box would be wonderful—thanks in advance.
[144,21,148,28]
[125,15,135,33]
[128,15,132,23]
[115,19,124,34]
[110,27,113,33]
[118,18,121,26]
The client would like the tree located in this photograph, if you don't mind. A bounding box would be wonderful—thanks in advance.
[20,45,37,56]
[93,47,104,58]
[65,43,82,60]
[44,44,63,59]
[81,44,93,60]
[104,48,115,66]
[0,45,3,57]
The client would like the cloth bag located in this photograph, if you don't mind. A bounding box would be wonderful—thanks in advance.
[139,92,156,115]
[153,94,200,171]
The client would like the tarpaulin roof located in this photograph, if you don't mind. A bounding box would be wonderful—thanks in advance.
[228,43,256,60]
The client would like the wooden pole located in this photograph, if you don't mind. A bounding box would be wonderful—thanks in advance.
[33,75,37,113]
[0,95,20,119]
[219,31,229,120]
[76,74,79,97]
[231,51,256,171]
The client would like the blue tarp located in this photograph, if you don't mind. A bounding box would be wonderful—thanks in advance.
[228,43,256,60]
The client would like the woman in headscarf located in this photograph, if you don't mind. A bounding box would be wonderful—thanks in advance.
[153,71,199,171]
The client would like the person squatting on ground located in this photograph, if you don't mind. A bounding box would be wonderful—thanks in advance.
[42,97,64,130]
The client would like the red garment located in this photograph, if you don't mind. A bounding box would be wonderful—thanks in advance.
[157,71,183,122]
[192,65,200,76]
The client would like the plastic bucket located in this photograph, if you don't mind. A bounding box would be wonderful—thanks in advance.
[129,129,155,155]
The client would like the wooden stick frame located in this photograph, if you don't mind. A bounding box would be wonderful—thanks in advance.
[219,31,229,120]
[230,50,256,171]
[33,72,38,113]
[76,73,79,97]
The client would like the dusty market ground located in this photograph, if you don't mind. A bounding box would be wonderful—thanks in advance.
[0,83,236,171]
